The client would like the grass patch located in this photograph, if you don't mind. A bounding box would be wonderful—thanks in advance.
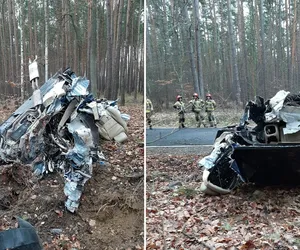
[151,108,243,128]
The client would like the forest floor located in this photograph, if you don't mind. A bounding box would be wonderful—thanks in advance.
[0,101,144,250]
[146,155,300,250]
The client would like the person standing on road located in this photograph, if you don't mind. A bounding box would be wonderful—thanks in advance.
[173,95,185,128]
[146,98,154,129]
[189,93,206,127]
[205,93,217,127]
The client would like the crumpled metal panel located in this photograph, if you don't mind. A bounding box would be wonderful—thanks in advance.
[0,217,43,250]
[68,77,89,97]
[0,68,129,212]
[233,144,300,185]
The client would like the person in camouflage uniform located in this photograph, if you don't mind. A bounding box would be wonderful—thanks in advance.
[146,98,154,129]
[173,95,185,128]
[205,93,217,127]
[189,93,206,127]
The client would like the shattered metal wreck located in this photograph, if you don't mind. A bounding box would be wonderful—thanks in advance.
[0,68,129,212]
[199,90,300,195]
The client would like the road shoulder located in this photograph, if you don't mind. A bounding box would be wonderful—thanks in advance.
[146,145,212,156]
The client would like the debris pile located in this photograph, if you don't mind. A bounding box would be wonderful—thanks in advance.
[199,90,300,194]
[0,68,129,212]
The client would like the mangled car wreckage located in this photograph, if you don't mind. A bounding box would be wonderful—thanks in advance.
[0,68,129,212]
[199,90,300,195]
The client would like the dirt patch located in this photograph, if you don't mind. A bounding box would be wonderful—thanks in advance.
[0,104,144,250]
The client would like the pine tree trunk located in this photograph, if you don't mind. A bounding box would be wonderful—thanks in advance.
[0,5,8,93]
[34,0,37,56]
[44,0,49,81]
[113,0,124,98]
[8,1,14,83]
[227,0,241,105]
[90,0,97,96]
[238,0,249,102]
[193,0,204,98]
[182,2,199,96]
[105,0,113,99]
[134,0,142,101]
[285,0,290,90]
[259,0,266,97]
[20,6,24,101]
[291,0,297,91]
[121,0,133,105]
[28,0,33,56]
[12,0,19,86]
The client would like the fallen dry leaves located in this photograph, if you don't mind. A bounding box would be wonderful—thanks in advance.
[146,154,300,249]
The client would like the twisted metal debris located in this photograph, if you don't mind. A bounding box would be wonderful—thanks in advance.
[0,68,129,212]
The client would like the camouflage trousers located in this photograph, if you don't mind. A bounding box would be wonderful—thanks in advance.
[146,112,152,129]
[194,111,205,127]
[178,112,185,128]
[206,111,216,127]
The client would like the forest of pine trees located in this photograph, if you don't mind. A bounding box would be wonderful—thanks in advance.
[147,0,300,109]
[0,0,144,104]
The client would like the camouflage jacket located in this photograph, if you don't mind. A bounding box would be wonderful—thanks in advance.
[173,101,185,113]
[190,99,205,112]
[146,99,153,113]
[205,99,216,112]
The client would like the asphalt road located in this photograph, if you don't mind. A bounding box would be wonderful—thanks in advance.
[146,127,219,146]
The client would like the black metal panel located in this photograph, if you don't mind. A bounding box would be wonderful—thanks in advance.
[233,144,300,185]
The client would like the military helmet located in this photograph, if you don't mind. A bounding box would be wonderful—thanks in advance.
[206,93,212,98]
[176,95,182,101]
[193,93,199,98]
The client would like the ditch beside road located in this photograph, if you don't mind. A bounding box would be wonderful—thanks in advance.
[146,127,217,156]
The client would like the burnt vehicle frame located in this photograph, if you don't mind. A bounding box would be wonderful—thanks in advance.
[199,90,300,194]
